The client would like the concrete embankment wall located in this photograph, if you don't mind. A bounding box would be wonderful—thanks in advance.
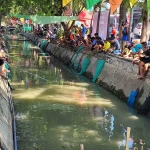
[0,76,14,150]
[22,32,150,109]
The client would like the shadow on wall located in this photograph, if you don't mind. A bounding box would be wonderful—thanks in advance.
[138,93,150,115]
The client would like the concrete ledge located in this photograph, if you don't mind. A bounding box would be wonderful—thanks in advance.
[0,77,14,150]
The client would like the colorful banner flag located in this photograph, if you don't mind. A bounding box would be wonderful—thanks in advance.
[148,0,150,14]
[98,10,109,39]
[109,0,123,13]
[91,12,98,36]
[130,0,137,8]
[78,10,93,28]
[20,18,24,23]
[86,0,101,10]
[62,0,71,7]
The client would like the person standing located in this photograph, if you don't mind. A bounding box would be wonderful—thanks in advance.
[111,26,117,38]
[122,22,129,51]
[81,24,87,39]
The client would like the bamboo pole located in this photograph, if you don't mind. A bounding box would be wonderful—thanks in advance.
[126,127,131,150]
[80,144,84,150]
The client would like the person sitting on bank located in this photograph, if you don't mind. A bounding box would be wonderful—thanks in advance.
[94,33,102,40]
[131,42,147,56]
[102,38,111,53]
[132,49,144,65]
[121,45,131,58]
[91,37,97,51]
[137,48,150,79]
[94,40,104,53]
[94,37,104,52]
[111,34,120,50]
[0,58,9,79]
[108,37,119,53]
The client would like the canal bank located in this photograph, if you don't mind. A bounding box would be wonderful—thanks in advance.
[21,32,150,112]
[7,36,150,150]
[0,76,14,150]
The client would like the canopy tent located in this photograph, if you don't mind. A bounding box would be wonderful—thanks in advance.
[10,14,78,24]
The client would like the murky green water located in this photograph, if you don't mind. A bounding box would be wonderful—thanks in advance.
[8,40,150,150]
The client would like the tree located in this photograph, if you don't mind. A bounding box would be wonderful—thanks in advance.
[0,0,14,26]
[95,1,103,33]
[140,0,149,42]
[118,0,129,41]
[14,0,62,16]
[61,0,85,35]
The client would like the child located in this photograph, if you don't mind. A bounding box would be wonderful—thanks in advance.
[122,45,131,57]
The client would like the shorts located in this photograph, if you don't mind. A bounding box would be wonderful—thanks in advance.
[122,35,128,41]
[140,57,150,64]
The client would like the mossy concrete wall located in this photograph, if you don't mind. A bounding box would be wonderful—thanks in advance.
[0,76,14,150]
[22,32,150,108]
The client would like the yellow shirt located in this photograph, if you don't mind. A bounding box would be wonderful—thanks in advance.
[75,28,79,36]
[103,42,110,50]
[123,48,130,54]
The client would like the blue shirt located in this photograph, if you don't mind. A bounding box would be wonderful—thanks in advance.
[82,27,87,35]
[133,44,143,53]
[92,40,97,45]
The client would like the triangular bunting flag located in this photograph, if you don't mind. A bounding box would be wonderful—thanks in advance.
[86,0,101,10]
[130,0,137,8]
[62,0,71,7]
[109,0,123,13]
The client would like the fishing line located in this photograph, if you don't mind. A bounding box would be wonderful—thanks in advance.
[7,54,52,83]
[9,64,51,83]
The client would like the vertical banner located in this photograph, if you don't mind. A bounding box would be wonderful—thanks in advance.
[91,12,98,36]
[98,10,109,40]
[148,0,150,14]
[114,15,117,29]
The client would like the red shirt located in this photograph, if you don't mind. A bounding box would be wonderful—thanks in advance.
[112,29,117,36]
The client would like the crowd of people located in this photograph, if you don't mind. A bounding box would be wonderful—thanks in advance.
[54,23,150,79]
[0,33,9,79]
[1,21,150,80]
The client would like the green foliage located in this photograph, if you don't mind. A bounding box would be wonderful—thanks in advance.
[136,1,147,22]
[56,29,64,39]
[0,0,62,16]
[0,0,14,15]
[72,0,85,15]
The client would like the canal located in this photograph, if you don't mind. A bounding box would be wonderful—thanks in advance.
[8,40,150,150]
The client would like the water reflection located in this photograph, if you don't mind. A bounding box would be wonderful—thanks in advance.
[8,40,150,150]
